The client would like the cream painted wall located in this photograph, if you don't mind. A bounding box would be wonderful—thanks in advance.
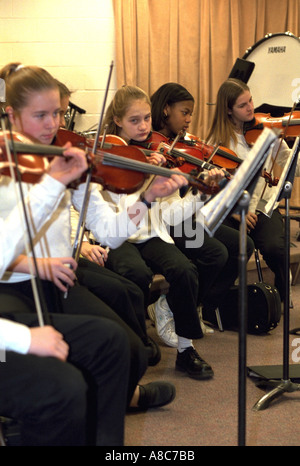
[0,0,117,132]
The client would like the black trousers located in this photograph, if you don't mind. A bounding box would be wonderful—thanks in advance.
[173,223,255,311]
[224,208,285,300]
[0,278,148,408]
[77,258,148,344]
[0,311,130,446]
[106,238,202,340]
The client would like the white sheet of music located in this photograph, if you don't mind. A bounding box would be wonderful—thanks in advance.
[198,127,278,236]
[257,137,300,218]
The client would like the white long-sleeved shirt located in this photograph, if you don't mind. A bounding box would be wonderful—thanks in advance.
[230,134,300,212]
[0,174,66,279]
[0,174,66,353]
[0,170,205,286]
[71,183,205,248]
[0,176,154,282]
[0,319,31,354]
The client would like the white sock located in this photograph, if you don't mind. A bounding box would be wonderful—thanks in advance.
[177,337,193,353]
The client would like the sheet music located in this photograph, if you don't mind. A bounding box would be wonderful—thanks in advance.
[197,128,278,236]
[256,137,300,217]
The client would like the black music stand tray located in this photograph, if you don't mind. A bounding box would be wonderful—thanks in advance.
[66,101,86,131]
[249,138,300,411]
[199,128,278,445]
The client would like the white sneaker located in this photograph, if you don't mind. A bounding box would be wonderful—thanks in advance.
[147,295,178,348]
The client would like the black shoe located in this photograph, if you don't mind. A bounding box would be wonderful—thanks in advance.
[133,382,176,412]
[175,347,214,380]
[145,336,161,366]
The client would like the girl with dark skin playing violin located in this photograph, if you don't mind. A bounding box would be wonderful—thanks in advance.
[150,82,254,329]
[0,64,189,417]
[79,84,225,380]
[207,78,300,303]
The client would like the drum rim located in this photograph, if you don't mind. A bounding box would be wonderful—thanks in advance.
[242,31,300,59]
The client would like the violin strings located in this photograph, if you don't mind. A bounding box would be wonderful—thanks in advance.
[92,150,215,193]
[166,144,217,171]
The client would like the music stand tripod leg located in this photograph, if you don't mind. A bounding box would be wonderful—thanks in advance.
[236,191,251,446]
[252,181,300,411]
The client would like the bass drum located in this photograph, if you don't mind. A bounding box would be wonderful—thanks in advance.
[243,32,300,109]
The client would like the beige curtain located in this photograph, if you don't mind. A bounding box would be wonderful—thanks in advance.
[112,0,300,205]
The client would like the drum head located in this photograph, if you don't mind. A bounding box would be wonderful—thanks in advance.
[243,32,300,108]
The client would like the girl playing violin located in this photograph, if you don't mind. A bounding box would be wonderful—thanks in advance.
[150,82,254,329]
[207,78,300,303]
[0,146,132,446]
[0,64,181,418]
[80,84,226,380]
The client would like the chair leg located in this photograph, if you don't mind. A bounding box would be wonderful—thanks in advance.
[215,308,224,332]
[0,422,6,446]
[292,262,300,286]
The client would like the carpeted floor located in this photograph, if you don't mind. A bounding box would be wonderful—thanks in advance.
[124,242,300,447]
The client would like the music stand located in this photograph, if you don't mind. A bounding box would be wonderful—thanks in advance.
[199,128,278,445]
[250,137,300,411]
[228,58,255,84]
[65,101,86,131]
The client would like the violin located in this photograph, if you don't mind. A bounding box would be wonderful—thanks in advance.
[56,128,186,173]
[129,131,233,178]
[57,128,280,189]
[244,111,300,144]
[65,128,236,178]
[96,131,187,170]
[0,130,221,196]
[0,131,51,183]
[182,132,243,170]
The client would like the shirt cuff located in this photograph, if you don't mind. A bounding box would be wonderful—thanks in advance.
[0,319,31,354]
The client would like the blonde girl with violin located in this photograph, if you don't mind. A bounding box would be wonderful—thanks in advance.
[78,84,226,380]
[0,139,133,446]
[150,82,254,329]
[0,64,186,419]
[207,78,299,303]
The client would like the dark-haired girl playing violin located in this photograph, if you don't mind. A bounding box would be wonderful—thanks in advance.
[150,82,254,329]
[207,78,300,303]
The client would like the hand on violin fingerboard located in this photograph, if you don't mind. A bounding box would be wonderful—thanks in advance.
[47,145,88,186]
[202,167,226,188]
[147,152,166,166]
[146,171,188,200]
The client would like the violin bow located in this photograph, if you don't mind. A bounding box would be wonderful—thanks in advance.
[1,115,50,326]
[65,61,114,298]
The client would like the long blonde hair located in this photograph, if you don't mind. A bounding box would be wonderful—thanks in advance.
[101,85,151,135]
[206,78,250,148]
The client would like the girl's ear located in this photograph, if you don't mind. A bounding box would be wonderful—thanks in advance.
[5,106,16,125]
[113,115,122,128]
[163,105,170,117]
